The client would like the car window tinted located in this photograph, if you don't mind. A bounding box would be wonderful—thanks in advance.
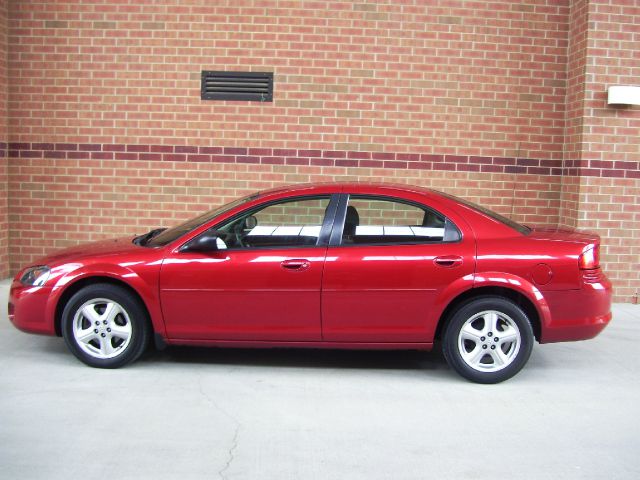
[212,196,331,249]
[342,196,455,245]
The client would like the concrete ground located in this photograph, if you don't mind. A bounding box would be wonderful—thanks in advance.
[1,278,638,480]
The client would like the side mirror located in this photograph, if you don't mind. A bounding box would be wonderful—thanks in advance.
[180,233,227,252]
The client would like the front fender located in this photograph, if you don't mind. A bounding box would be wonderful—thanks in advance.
[44,262,165,337]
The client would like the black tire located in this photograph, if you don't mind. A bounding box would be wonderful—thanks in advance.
[61,283,151,368]
[442,296,534,384]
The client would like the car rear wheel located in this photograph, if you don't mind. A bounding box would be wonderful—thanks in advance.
[61,284,150,368]
[442,296,534,383]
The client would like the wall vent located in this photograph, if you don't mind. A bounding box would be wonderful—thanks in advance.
[201,71,273,102]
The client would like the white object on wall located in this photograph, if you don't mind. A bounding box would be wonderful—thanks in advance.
[607,85,640,106]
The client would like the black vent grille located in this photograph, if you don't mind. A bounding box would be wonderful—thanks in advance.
[201,71,273,102]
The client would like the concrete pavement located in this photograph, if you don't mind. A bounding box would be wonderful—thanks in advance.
[1,278,639,479]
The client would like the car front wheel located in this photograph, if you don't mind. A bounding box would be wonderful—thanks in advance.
[61,283,150,368]
[442,296,534,383]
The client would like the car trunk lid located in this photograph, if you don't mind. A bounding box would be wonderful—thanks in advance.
[525,226,600,245]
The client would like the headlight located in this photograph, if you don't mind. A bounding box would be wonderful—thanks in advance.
[20,266,51,286]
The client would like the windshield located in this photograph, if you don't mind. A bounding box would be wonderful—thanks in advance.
[439,191,531,235]
[145,193,260,247]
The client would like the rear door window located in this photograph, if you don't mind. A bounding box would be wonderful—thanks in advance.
[341,196,460,245]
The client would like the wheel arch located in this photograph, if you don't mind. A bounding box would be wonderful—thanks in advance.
[435,286,543,343]
[53,276,154,337]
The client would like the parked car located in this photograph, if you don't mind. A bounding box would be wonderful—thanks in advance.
[9,182,612,383]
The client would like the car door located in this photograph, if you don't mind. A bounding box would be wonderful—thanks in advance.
[159,195,337,341]
[321,194,475,342]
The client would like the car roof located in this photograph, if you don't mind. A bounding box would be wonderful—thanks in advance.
[256,181,438,198]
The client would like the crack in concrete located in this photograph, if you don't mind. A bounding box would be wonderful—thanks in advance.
[197,374,241,480]
[218,422,240,480]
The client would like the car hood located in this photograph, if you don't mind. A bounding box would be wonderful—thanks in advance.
[34,237,143,266]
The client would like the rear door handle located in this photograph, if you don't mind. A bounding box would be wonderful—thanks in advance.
[434,255,463,268]
[281,259,311,271]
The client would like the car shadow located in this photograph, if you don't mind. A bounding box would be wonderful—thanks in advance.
[144,344,451,373]
[27,333,452,376]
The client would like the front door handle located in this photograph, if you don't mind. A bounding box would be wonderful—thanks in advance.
[281,259,311,271]
[434,255,463,268]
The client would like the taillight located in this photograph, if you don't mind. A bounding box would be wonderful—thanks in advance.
[579,244,600,270]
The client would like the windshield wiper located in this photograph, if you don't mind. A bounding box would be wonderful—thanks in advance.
[133,228,167,246]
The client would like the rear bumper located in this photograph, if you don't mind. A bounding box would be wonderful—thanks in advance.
[540,274,612,343]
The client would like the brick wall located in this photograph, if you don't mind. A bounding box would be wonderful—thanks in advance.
[559,0,588,229]
[570,0,640,303]
[7,0,569,158]
[0,0,9,278]
[3,0,639,302]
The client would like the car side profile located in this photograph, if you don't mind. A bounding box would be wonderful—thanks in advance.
[9,183,612,383]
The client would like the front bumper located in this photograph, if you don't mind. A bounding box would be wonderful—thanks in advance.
[8,280,56,336]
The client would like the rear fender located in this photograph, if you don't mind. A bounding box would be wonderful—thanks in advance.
[472,272,552,328]
[430,272,552,341]
[429,274,476,336]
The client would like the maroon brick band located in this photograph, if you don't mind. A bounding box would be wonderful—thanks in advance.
[6,143,639,179]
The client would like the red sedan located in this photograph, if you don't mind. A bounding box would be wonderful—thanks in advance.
[9,183,612,383]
